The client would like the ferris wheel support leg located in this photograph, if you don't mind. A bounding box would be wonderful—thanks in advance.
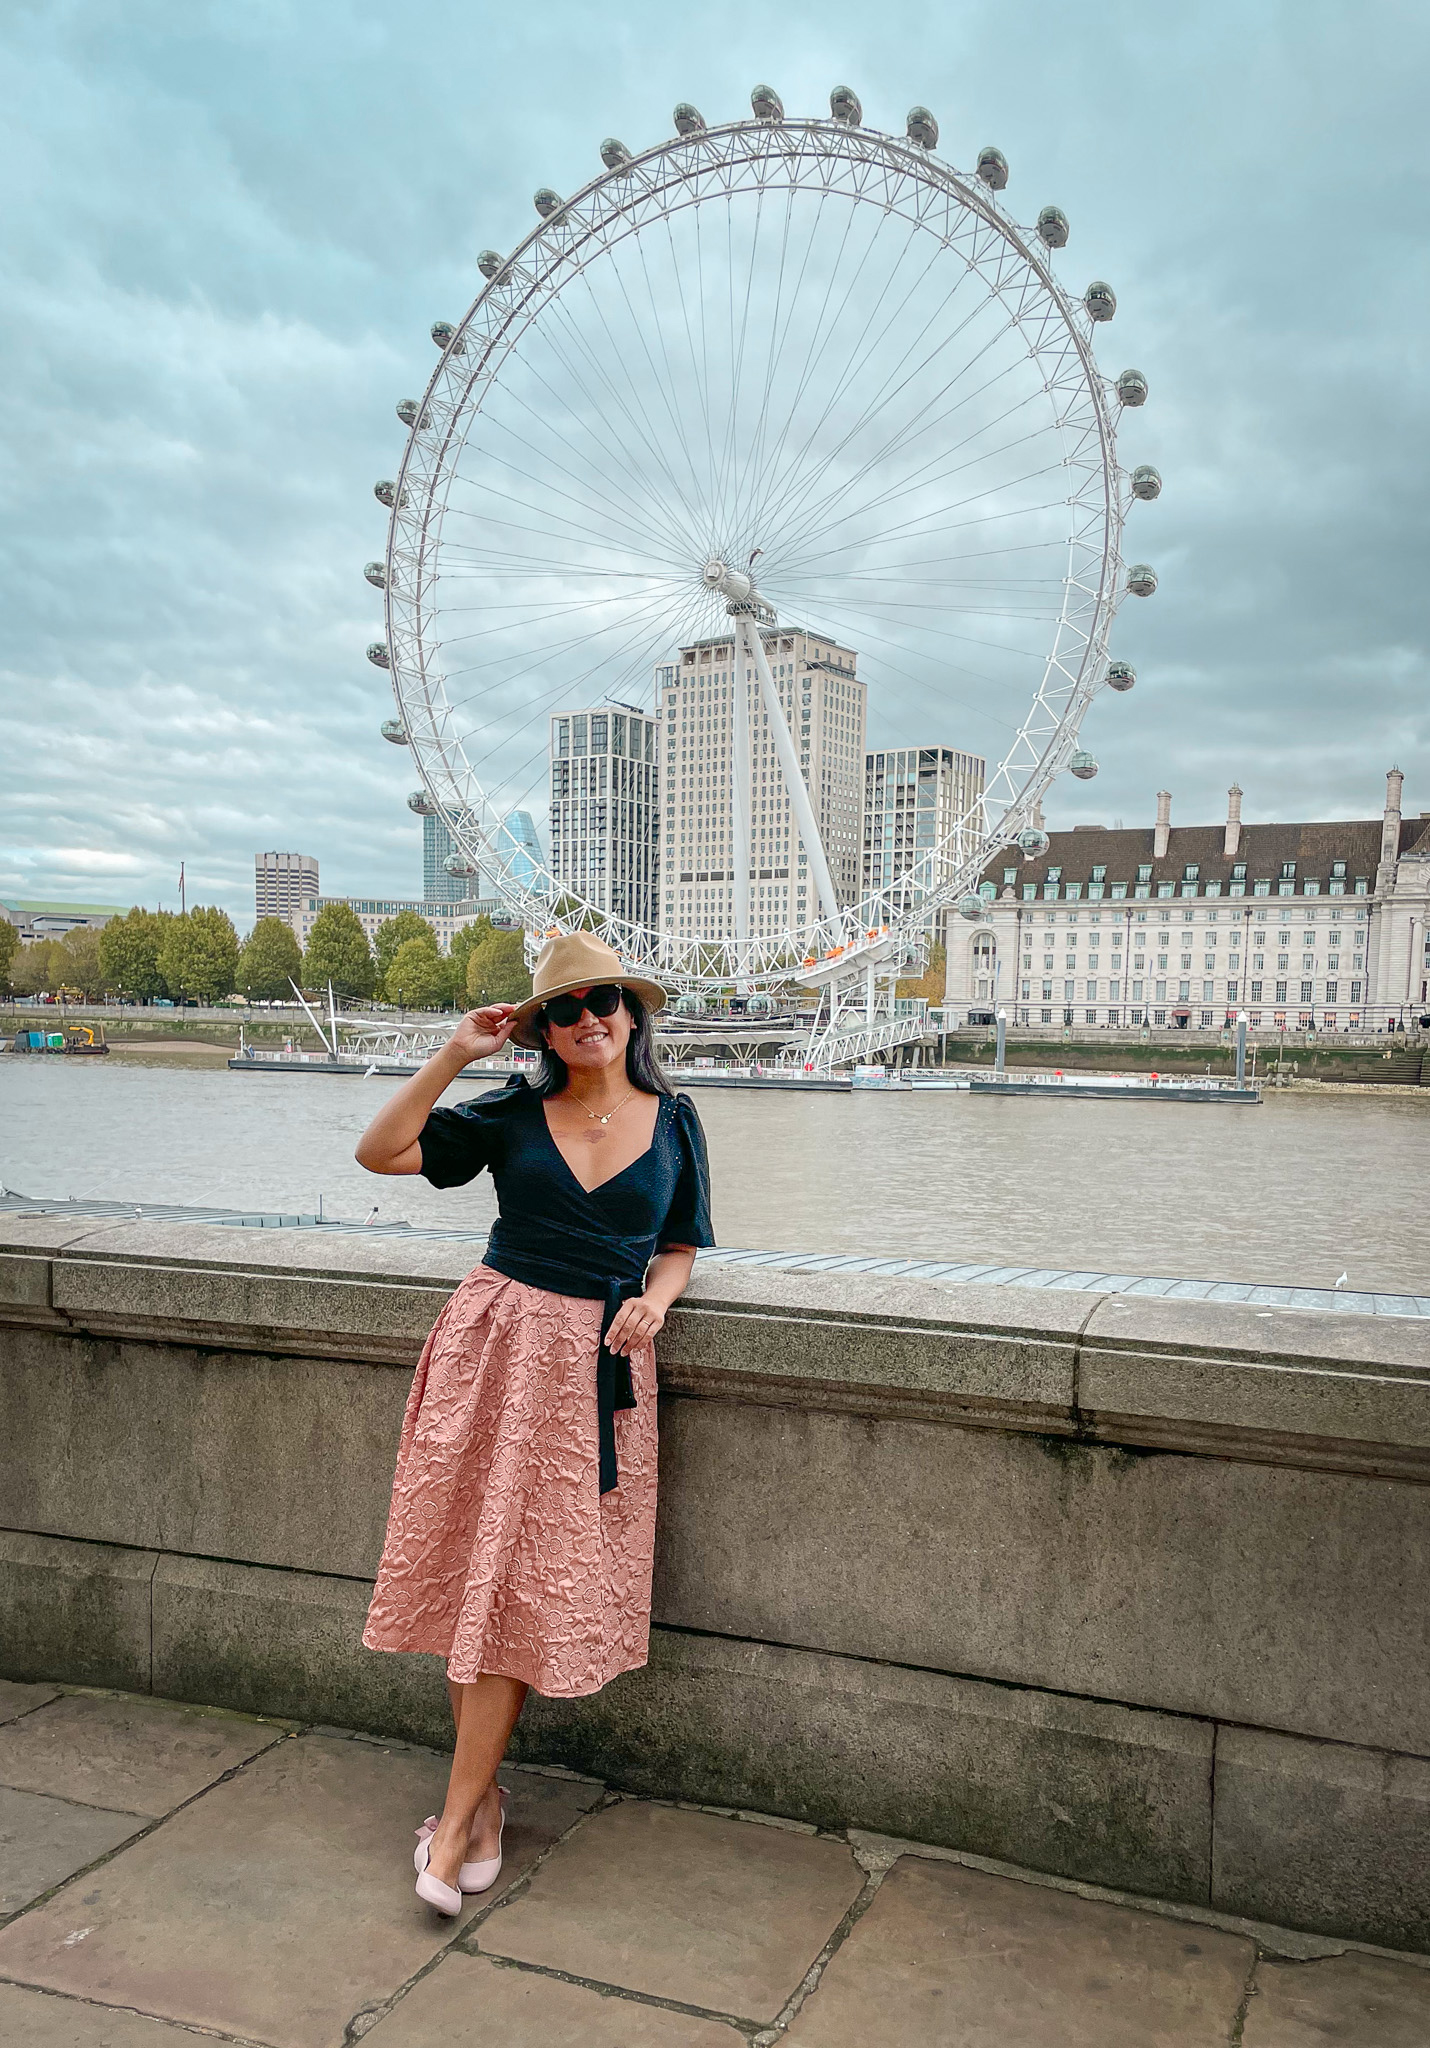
[740,616,843,930]
[731,630,752,970]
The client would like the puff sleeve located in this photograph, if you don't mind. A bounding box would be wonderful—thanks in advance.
[417,1076,527,1189]
[657,1092,715,1249]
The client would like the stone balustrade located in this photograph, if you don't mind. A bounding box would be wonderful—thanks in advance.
[1,1216,1427,1950]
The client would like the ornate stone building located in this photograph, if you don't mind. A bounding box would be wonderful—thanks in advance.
[943,772,1430,1031]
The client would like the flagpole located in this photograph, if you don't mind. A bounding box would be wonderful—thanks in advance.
[179,862,186,916]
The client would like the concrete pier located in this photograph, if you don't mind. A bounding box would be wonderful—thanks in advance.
[2,1216,1428,1954]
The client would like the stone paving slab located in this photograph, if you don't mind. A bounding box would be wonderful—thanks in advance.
[481,1800,864,2023]
[783,1855,1255,2046]
[366,1950,740,2044]
[0,1785,145,1919]
[0,1731,478,2048]
[1243,1951,1430,2045]
[0,1979,205,2044]
[0,1677,60,1726]
[0,1691,284,1820]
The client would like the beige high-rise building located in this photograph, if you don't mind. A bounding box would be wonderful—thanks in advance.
[256,852,318,924]
[657,627,866,940]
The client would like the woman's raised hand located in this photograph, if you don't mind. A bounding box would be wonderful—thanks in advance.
[448,1004,520,1064]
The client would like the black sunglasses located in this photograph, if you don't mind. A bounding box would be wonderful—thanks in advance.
[541,983,625,1030]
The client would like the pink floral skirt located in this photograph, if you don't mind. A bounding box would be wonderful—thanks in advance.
[362,1263,657,1697]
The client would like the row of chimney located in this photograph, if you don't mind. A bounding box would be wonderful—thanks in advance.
[1146,771,1404,865]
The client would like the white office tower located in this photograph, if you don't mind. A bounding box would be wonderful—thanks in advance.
[255,852,318,923]
[548,704,660,926]
[657,628,866,940]
[863,748,987,916]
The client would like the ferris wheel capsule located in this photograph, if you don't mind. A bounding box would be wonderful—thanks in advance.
[751,85,784,122]
[976,146,1009,189]
[1069,750,1099,780]
[373,480,406,509]
[380,719,408,745]
[1130,465,1162,501]
[395,399,430,429]
[363,561,386,589]
[906,106,938,147]
[600,138,633,169]
[443,852,480,877]
[477,250,505,279]
[407,790,436,816]
[431,321,464,353]
[673,103,706,136]
[533,188,563,219]
[1036,206,1069,249]
[1116,367,1148,406]
[957,892,985,920]
[1084,280,1117,322]
[1126,563,1158,597]
[1016,827,1051,858]
[366,641,391,668]
[1105,660,1137,692]
[830,86,862,126]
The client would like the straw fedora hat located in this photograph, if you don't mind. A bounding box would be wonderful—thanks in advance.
[508,931,668,1049]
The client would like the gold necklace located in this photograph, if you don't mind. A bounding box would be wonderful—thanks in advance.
[568,1086,635,1127]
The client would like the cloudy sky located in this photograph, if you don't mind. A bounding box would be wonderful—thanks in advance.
[4,0,1426,929]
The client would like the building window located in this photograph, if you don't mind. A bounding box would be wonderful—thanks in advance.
[1326,982,1338,1002]
[1275,980,1288,1001]
[1300,980,1313,1002]
[1003,868,1018,885]
[1091,864,1107,883]
[1280,862,1296,881]
[1354,878,1368,894]
[1184,863,1199,882]
[1137,864,1152,883]
[1232,862,1247,881]
[1111,882,1127,900]
[1200,1010,1214,1027]
[1023,884,1037,901]
[1351,980,1362,1000]
[1203,980,1215,1000]
[1178,980,1191,1000]
[1249,980,1262,1000]
[1041,1008,1052,1023]
[1154,980,1167,999]
[1153,1008,1167,1025]
[1046,866,1062,883]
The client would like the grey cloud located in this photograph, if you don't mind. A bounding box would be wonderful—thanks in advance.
[3,0,1426,924]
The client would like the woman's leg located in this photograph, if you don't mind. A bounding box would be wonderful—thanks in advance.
[424,1673,528,1889]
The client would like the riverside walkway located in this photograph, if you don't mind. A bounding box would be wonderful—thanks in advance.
[2,1681,1427,2047]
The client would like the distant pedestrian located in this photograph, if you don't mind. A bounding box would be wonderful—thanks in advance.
[355,933,712,1915]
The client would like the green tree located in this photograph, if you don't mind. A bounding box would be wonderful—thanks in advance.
[238,917,304,1001]
[387,936,450,1011]
[302,902,376,1000]
[9,938,58,997]
[0,918,19,995]
[448,916,494,985]
[465,929,532,1007]
[374,910,438,998]
[157,906,241,1005]
[98,908,172,1001]
[55,926,106,999]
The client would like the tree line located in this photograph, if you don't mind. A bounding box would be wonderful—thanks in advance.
[0,904,530,1012]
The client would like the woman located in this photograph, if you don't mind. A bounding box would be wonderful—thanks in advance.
[354,932,712,1916]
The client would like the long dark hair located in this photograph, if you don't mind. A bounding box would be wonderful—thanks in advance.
[528,989,673,1099]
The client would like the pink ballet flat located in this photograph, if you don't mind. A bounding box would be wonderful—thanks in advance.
[413,1831,462,1917]
[414,1787,509,1895]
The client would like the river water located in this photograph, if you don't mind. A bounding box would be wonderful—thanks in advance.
[3,1055,1426,1294]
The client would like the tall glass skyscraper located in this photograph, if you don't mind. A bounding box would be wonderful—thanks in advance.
[422,808,482,904]
[494,810,543,892]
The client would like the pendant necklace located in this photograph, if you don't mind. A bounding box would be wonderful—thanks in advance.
[570,1088,635,1128]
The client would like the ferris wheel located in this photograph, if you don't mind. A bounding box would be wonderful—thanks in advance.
[366,87,1159,994]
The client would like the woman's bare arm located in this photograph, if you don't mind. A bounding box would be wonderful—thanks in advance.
[354,1005,518,1175]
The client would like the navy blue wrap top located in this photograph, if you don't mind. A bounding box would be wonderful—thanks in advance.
[417,1076,714,1493]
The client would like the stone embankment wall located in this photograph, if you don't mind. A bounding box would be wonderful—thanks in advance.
[2,1219,1427,1950]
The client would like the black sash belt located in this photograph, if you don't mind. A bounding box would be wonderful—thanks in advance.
[482,1217,654,1495]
